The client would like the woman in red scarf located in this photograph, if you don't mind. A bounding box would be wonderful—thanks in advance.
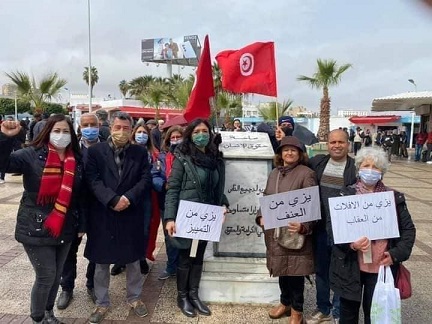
[0,114,85,324]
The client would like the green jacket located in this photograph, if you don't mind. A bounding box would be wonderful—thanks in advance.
[164,151,229,249]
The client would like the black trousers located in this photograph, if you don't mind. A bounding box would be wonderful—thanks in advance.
[178,240,207,268]
[60,235,95,291]
[339,271,378,324]
[279,275,305,312]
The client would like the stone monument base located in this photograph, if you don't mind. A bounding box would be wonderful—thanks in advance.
[199,247,279,304]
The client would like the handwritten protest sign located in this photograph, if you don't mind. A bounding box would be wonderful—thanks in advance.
[259,186,321,229]
[219,131,275,159]
[174,200,224,242]
[328,191,400,244]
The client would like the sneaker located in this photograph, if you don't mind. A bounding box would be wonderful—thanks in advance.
[307,310,333,324]
[158,270,176,280]
[44,310,65,324]
[89,306,109,324]
[0,179,5,184]
[128,300,148,317]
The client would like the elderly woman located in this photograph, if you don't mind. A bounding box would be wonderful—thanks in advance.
[329,147,416,324]
[256,136,317,324]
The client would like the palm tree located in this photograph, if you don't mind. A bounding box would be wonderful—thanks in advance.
[118,80,129,98]
[128,75,154,97]
[140,82,168,120]
[83,66,99,97]
[297,59,352,141]
[166,78,193,109]
[258,99,294,121]
[5,71,67,112]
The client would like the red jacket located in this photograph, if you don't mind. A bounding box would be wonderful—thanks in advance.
[416,132,428,145]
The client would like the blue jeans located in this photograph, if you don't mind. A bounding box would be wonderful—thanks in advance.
[314,229,340,318]
[415,144,423,161]
[162,210,179,274]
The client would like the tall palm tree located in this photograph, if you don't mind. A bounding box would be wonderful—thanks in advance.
[128,75,154,97]
[83,66,99,97]
[140,82,168,120]
[118,80,129,98]
[166,79,193,109]
[297,59,352,141]
[258,99,294,121]
[5,71,67,112]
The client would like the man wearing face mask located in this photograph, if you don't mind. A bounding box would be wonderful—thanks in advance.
[56,113,102,310]
[84,112,152,323]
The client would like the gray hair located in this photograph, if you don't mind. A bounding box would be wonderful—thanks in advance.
[355,147,389,174]
[110,111,133,126]
[79,113,99,125]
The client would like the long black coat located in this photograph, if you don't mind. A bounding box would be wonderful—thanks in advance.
[84,142,152,264]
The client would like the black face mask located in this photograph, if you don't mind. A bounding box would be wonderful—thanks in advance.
[281,126,294,136]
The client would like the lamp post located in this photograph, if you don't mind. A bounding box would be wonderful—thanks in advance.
[410,111,415,149]
[408,79,417,92]
[87,0,92,113]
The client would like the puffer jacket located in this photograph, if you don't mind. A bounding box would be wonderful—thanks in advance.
[164,150,229,249]
[257,164,317,277]
[329,185,416,302]
[6,145,85,246]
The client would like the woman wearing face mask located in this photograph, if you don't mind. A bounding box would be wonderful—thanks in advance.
[329,147,416,324]
[164,119,229,317]
[131,122,160,274]
[154,125,183,280]
[0,114,85,324]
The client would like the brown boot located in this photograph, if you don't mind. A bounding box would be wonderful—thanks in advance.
[268,303,291,319]
[289,309,305,324]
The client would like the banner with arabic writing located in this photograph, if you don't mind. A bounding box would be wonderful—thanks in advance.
[328,191,400,244]
[259,186,321,229]
[174,200,224,242]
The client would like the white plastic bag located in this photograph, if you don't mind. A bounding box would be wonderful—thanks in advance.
[370,265,401,324]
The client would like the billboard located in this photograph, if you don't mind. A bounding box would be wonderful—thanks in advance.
[141,35,201,66]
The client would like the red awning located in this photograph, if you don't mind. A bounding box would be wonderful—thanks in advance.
[349,116,400,124]
[117,106,183,119]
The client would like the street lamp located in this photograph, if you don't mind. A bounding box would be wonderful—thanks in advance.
[408,79,417,92]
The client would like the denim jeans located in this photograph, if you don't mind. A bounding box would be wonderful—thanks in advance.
[415,144,423,161]
[23,243,71,322]
[314,229,340,318]
[60,235,82,292]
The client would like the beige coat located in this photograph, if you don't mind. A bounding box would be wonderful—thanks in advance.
[259,165,317,277]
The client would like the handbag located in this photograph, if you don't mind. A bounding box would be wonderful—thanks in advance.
[273,171,305,250]
[395,263,412,299]
[371,265,401,324]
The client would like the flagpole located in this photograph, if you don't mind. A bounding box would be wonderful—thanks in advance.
[275,97,279,125]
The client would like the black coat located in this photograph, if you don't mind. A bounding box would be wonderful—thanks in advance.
[329,186,416,302]
[0,132,15,172]
[84,142,152,264]
[0,139,86,246]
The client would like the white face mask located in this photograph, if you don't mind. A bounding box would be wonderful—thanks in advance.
[50,133,71,149]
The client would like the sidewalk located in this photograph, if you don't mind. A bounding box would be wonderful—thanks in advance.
[0,159,431,323]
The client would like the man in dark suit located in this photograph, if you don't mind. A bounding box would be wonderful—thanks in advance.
[84,112,152,323]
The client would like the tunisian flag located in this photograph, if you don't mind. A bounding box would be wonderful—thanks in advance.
[183,35,215,121]
[216,42,277,97]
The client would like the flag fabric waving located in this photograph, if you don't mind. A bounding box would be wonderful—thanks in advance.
[216,42,277,97]
[183,35,215,121]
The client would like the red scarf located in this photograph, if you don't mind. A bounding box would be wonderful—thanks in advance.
[37,144,76,238]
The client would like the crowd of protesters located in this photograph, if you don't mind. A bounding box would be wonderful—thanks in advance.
[0,111,417,324]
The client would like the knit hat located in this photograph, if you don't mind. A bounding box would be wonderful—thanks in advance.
[276,136,304,153]
[278,116,295,128]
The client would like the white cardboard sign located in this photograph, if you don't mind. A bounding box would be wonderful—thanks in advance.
[328,191,400,244]
[174,200,224,242]
[259,186,321,229]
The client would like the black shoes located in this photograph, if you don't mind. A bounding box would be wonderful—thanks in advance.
[110,264,126,276]
[56,291,73,310]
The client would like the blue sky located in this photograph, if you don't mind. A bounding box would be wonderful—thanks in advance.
[0,0,431,112]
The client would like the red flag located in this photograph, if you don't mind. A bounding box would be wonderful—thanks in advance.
[216,42,277,97]
[183,35,215,121]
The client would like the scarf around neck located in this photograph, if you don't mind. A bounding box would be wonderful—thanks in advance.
[277,162,299,177]
[37,144,76,238]
[355,179,386,195]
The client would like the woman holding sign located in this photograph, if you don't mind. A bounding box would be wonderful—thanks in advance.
[164,119,229,318]
[256,136,317,324]
[329,147,415,324]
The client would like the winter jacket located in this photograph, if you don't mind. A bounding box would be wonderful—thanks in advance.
[164,150,229,249]
[257,165,317,277]
[329,185,416,302]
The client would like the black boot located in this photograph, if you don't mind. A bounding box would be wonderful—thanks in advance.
[176,267,196,317]
[188,264,211,316]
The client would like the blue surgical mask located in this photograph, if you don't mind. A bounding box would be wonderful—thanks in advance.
[358,169,382,186]
[81,127,99,141]
[135,133,149,145]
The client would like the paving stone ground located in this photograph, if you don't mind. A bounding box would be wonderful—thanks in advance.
[0,157,431,323]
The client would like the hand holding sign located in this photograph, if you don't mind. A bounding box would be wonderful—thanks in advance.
[166,220,176,237]
[351,236,370,252]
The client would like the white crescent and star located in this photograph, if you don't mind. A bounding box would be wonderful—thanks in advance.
[240,53,254,76]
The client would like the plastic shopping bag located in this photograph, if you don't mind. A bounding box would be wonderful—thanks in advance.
[371,265,401,324]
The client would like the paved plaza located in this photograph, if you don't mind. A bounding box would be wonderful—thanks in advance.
[0,158,431,323]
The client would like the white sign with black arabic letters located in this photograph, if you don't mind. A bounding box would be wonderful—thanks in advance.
[328,191,400,244]
[174,200,224,242]
[259,186,321,229]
